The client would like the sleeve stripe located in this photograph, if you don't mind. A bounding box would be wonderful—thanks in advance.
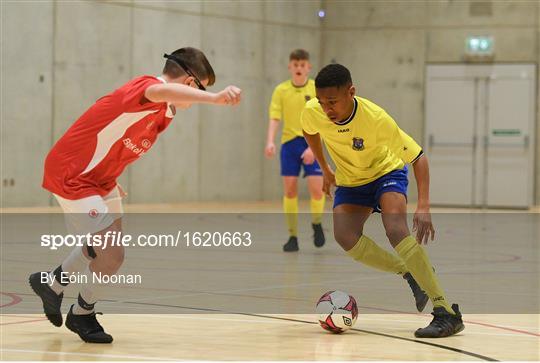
[410,150,424,164]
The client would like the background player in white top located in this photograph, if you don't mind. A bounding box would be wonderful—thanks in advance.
[30,47,241,343]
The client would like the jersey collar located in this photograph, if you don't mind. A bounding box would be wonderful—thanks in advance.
[157,76,167,84]
[290,79,309,88]
[333,98,358,126]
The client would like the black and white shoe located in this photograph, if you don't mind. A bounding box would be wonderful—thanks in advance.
[65,305,113,343]
[29,272,63,327]
[283,236,299,252]
[415,304,465,338]
[312,223,325,248]
[403,272,429,312]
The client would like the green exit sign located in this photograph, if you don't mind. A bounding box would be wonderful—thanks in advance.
[466,36,494,56]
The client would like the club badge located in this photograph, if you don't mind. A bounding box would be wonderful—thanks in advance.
[352,137,365,151]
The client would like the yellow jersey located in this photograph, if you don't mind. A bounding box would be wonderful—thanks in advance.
[269,79,316,144]
[301,96,423,187]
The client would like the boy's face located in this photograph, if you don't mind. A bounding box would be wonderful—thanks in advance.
[316,85,356,122]
[288,59,311,82]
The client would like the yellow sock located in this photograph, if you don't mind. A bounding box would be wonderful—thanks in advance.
[310,196,325,225]
[347,235,408,274]
[283,196,298,237]
[395,235,454,314]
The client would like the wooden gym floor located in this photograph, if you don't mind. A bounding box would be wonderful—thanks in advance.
[1,202,538,361]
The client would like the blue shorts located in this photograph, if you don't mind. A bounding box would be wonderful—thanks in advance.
[280,137,323,177]
[333,167,409,212]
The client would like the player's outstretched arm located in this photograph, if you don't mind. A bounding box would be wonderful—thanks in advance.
[145,84,241,106]
[411,155,435,244]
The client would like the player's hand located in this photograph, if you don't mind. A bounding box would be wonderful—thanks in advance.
[301,147,315,165]
[413,208,435,244]
[213,86,242,106]
[322,168,336,198]
[265,142,276,159]
[117,183,128,198]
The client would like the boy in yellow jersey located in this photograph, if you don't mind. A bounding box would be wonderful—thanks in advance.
[301,64,464,338]
[265,49,325,252]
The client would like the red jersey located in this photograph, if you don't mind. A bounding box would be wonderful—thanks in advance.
[43,76,175,199]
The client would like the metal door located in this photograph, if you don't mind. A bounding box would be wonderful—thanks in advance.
[425,64,535,208]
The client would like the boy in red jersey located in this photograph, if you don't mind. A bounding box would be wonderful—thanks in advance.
[30,47,241,343]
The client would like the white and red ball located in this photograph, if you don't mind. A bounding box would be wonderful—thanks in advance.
[316,290,358,333]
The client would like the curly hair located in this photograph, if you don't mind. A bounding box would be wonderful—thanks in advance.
[315,64,352,89]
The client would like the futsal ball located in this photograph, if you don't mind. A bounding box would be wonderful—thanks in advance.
[316,290,358,333]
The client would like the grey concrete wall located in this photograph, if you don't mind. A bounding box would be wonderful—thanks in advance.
[1,0,321,206]
[1,1,54,206]
[3,0,539,207]
[321,0,539,205]
[129,2,203,203]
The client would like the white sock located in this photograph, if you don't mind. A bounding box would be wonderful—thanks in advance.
[73,266,104,315]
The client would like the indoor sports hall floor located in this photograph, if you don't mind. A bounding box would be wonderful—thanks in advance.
[1,202,538,361]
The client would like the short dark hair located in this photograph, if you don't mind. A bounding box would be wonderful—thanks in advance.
[163,47,215,86]
[315,64,352,89]
[289,49,310,61]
